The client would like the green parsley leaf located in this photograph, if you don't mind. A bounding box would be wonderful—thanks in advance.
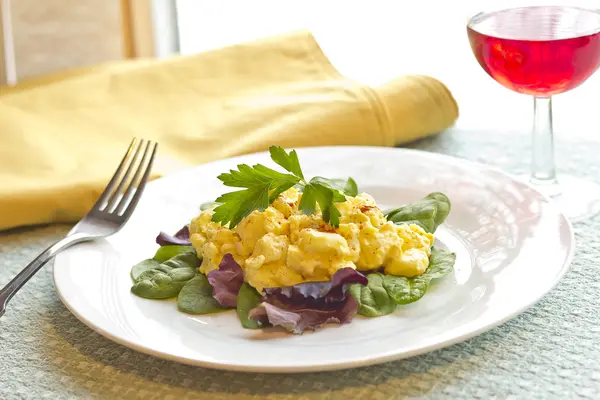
[210,146,353,228]
[269,146,304,179]
[309,176,359,197]
[298,182,343,227]
[344,177,359,197]
[217,163,298,188]
[211,163,300,227]
[297,184,318,215]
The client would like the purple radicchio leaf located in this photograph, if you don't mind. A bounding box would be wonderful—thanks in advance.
[248,295,359,335]
[249,268,367,334]
[264,268,367,304]
[207,253,244,308]
[156,225,191,246]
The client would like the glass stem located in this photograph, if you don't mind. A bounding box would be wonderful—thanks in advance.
[531,96,558,185]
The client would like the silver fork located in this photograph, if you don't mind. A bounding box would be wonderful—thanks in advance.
[0,138,158,318]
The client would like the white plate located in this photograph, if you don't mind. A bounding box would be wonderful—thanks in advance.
[53,146,574,373]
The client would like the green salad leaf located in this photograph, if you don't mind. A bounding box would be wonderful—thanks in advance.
[131,259,161,281]
[382,274,431,305]
[236,283,264,329]
[383,247,456,304]
[132,267,196,299]
[425,246,456,279]
[210,146,357,228]
[162,251,201,269]
[177,275,226,314]
[130,251,202,299]
[350,247,456,313]
[153,245,195,263]
[348,273,397,317]
[385,192,451,233]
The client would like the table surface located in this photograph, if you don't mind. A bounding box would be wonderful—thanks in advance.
[2,129,600,399]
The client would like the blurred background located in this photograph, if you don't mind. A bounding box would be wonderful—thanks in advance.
[2,0,599,140]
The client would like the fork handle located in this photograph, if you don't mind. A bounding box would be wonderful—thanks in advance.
[0,232,90,318]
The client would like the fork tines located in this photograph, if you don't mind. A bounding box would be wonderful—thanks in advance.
[95,138,158,216]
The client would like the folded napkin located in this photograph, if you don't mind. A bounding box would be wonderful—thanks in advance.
[0,30,458,231]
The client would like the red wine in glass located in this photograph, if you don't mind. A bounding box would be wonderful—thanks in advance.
[468,6,600,96]
[467,6,600,219]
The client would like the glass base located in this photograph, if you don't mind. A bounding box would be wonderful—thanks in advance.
[518,174,600,221]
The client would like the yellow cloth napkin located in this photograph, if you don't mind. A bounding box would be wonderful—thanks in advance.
[0,30,458,231]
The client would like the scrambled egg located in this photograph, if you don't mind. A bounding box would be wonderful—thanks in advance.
[189,188,434,292]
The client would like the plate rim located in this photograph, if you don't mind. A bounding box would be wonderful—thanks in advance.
[52,145,575,373]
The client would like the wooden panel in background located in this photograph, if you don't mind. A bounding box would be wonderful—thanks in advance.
[0,2,5,85]
[10,0,124,80]
[122,0,155,59]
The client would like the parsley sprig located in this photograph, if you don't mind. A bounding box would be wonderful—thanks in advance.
[211,146,358,228]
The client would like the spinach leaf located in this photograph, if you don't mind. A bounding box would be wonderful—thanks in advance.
[425,246,456,279]
[382,275,430,304]
[236,283,264,329]
[153,245,195,263]
[137,264,173,280]
[348,273,396,317]
[350,247,456,310]
[309,176,359,197]
[131,267,196,299]
[130,250,201,299]
[162,251,201,270]
[382,247,456,304]
[170,268,197,281]
[177,275,227,314]
[385,192,451,233]
[138,267,196,283]
[131,259,161,281]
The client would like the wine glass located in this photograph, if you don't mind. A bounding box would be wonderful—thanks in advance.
[467,2,600,220]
